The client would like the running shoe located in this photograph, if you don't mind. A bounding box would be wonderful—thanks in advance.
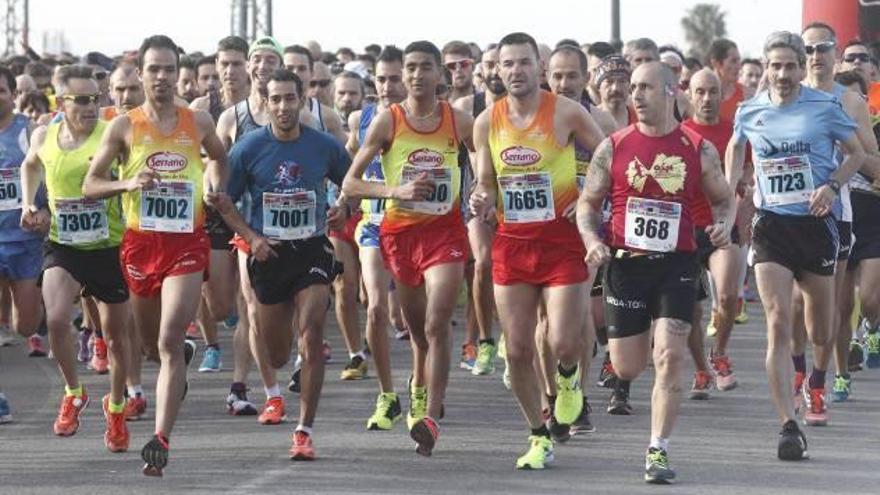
[689,370,712,400]
[516,435,554,470]
[185,321,200,339]
[459,342,477,370]
[288,360,302,393]
[124,394,147,421]
[710,352,738,391]
[406,379,427,430]
[554,367,583,425]
[778,419,809,461]
[569,397,595,435]
[802,387,828,426]
[258,396,286,425]
[322,341,332,363]
[367,392,402,431]
[410,416,439,457]
[830,374,851,403]
[394,327,410,340]
[734,298,748,324]
[706,310,718,337]
[27,334,47,357]
[645,447,676,484]
[341,354,368,380]
[0,392,11,423]
[0,325,16,347]
[607,388,632,415]
[198,346,222,373]
[597,354,617,389]
[141,434,169,476]
[793,371,806,415]
[77,327,92,362]
[53,389,89,436]
[544,402,570,443]
[866,331,880,369]
[226,388,258,416]
[184,339,197,367]
[224,313,239,329]
[90,337,109,374]
[102,395,129,453]
[289,430,316,461]
[848,340,865,372]
[472,341,497,376]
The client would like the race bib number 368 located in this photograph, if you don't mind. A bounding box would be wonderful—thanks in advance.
[139,180,195,233]
[624,197,681,252]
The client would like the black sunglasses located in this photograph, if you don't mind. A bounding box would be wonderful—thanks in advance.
[843,53,870,63]
[309,79,331,88]
[62,94,100,105]
[804,41,835,55]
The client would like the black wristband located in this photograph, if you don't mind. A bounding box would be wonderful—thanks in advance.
[826,179,841,195]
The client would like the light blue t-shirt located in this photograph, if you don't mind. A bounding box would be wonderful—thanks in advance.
[734,85,857,217]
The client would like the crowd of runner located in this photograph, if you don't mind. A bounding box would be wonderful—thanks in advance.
[0,24,879,483]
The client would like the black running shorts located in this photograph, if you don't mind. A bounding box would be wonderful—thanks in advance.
[247,235,337,305]
[41,241,129,304]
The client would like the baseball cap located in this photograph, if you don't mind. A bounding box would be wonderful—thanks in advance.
[248,36,283,59]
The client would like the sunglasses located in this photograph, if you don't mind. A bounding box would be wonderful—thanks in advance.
[61,94,100,105]
[94,71,108,80]
[444,59,473,71]
[804,41,835,55]
[843,53,870,63]
[310,79,331,88]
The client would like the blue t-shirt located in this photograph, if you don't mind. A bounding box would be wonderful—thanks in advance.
[0,113,45,243]
[734,85,857,217]
[228,124,351,239]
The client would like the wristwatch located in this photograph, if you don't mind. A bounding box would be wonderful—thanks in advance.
[826,179,841,195]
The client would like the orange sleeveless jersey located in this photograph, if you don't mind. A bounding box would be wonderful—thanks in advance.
[100,106,118,121]
[719,83,745,123]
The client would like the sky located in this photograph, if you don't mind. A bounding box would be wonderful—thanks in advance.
[20,0,803,59]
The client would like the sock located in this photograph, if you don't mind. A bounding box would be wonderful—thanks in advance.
[557,362,578,378]
[809,368,826,390]
[546,394,556,405]
[231,382,247,393]
[294,354,303,367]
[479,338,496,346]
[531,424,551,438]
[65,385,83,397]
[792,354,807,374]
[207,343,219,350]
[94,329,103,338]
[108,399,125,414]
[265,384,282,399]
[295,424,313,436]
[649,436,669,452]
[127,385,144,397]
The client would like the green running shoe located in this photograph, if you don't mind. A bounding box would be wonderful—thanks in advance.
[554,366,583,425]
[645,447,676,484]
[367,392,402,430]
[830,375,851,403]
[472,341,497,376]
[406,381,427,430]
[516,435,554,470]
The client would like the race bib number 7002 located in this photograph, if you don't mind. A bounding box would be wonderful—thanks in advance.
[139,180,195,233]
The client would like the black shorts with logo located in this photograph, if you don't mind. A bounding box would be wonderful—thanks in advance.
[205,208,235,251]
[247,235,337,305]
[837,221,852,261]
[40,241,129,304]
[750,210,838,278]
[590,264,605,297]
[604,251,699,339]
[695,225,740,269]
[849,191,880,268]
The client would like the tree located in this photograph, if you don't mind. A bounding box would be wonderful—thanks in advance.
[681,3,728,63]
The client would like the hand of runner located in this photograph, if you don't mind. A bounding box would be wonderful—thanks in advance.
[705,221,730,248]
[585,239,611,265]
[19,205,49,232]
[249,235,279,262]
[393,172,434,201]
[469,186,495,221]
[808,185,836,217]
[127,169,161,191]
[327,205,346,231]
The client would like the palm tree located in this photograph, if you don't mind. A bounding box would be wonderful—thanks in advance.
[681,3,728,63]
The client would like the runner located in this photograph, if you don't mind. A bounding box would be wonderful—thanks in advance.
[625,38,693,121]
[282,44,347,143]
[726,31,866,461]
[469,32,605,468]
[442,41,476,104]
[342,40,475,457]
[739,58,763,92]
[578,61,733,483]
[596,56,635,130]
[219,68,351,460]
[21,64,131,451]
[708,39,754,123]
[83,34,229,476]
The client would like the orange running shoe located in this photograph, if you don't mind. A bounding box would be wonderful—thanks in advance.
[689,370,713,400]
[803,387,829,427]
[53,390,89,436]
[289,430,316,460]
[102,395,130,452]
[90,337,109,374]
[185,321,200,340]
[124,394,147,421]
[258,396,286,425]
[793,371,806,414]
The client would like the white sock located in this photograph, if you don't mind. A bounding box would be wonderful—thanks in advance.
[294,354,303,367]
[265,384,282,399]
[295,424,313,436]
[650,437,669,453]
[128,385,144,397]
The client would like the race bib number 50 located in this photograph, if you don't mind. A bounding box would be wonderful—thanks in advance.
[262,191,316,240]
[139,180,195,233]
[624,197,681,252]
[397,165,453,215]
[757,155,814,207]
[498,172,555,223]
[0,168,22,211]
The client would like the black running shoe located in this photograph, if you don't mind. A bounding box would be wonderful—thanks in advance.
[141,434,169,477]
[597,355,618,389]
[570,398,595,435]
[778,419,809,461]
[184,339,197,367]
[607,389,632,415]
[288,365,301,393]
[543,401,570,443]
[645,447,676,484]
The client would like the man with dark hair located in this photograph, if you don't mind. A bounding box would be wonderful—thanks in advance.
[333,71,364,126]
[177,55,199,103]
[587,41,618,103]
[708,38,753,122]
[442,41,476,103]
[195,55,219,97]
[343,39,475,457]
[336,47,356,64]
[283,44,346,143]
[364,44,382,58]
[738,58,763,91]
[191,35,250,122]
[681,57,703,91]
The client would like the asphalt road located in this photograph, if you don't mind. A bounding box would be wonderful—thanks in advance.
[1,299,879,495]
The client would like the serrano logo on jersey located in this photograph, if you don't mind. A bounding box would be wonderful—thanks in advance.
[500,146,542,166]
[626,153,686,194]
[146,151,188,172]
[407,148,444,167]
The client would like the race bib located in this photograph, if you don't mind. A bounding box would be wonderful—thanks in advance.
[757,155,814,206]
[366,177,386,225]
[55,198,109,245]
[262,191,316,240]
[624,197,681,252]
[139,180,195,233]
[397,165,453,215]
[0,168,22,211]
[498,172,556,223]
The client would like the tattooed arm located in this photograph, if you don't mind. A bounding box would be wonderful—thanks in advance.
[576,137,613,265]
[701,140,735,247]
